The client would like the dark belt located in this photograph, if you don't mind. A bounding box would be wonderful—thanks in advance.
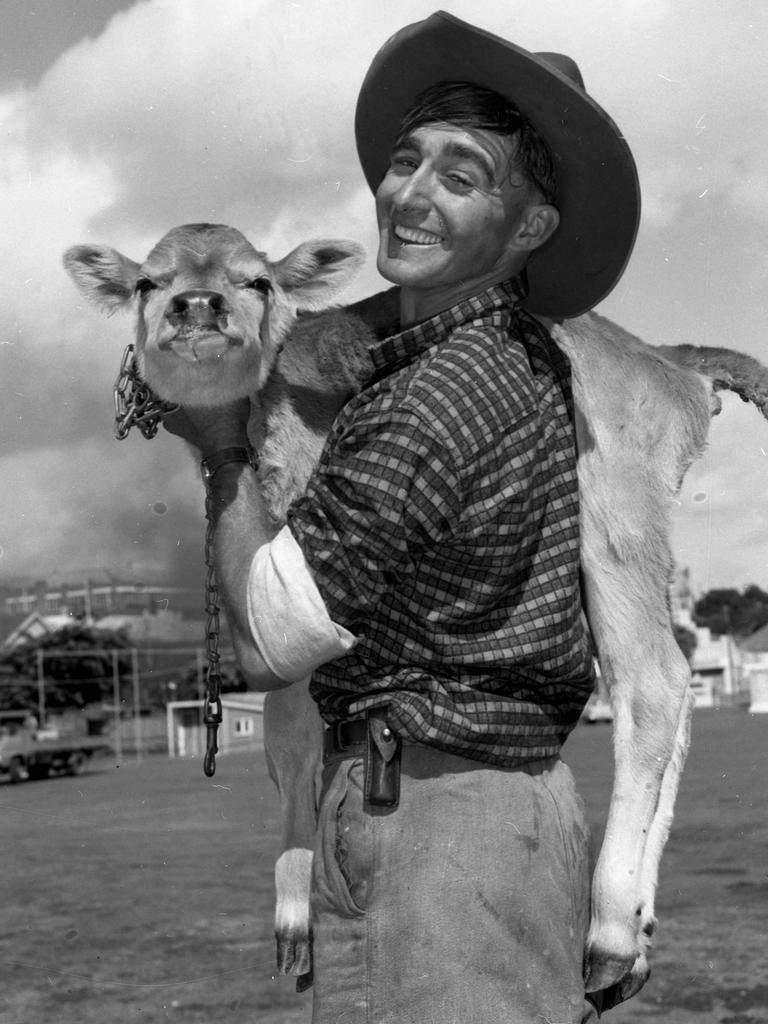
[323,709,401,808]
[323,716,370,757]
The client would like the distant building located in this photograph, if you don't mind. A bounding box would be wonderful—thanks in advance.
[735,623,768,712]
[1,612,75,650]
[670,567,746,708]
[0,573,206,652]
[1,574,199,620]
[1,608,207,652]
[738,621,768,664]
[166,693,265,759]
[688,626,744,708]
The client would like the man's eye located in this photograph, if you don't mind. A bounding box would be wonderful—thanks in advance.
[246,277,272,295]
[445,173,474,190]
[135,277,157,297]
[390,154,418,171]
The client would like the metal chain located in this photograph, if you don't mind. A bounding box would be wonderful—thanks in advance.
[113,345,178,440]
[111,344,222,775]
[202,485,223,777]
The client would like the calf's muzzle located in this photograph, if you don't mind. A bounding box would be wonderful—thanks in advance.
[166,289,228,329]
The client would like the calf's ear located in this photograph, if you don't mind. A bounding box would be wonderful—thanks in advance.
[62,244,141,314]
[272,239,365,312]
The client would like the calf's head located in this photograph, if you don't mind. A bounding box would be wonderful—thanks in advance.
[63,223,365,407]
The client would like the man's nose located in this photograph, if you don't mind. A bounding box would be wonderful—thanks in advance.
[391,166,433,213]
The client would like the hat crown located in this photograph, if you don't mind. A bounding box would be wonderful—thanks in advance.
[534,52,585,91]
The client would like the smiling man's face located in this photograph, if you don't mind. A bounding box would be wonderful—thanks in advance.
[375,122,553,322]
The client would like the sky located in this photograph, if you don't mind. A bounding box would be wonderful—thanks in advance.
[1,0,767,600]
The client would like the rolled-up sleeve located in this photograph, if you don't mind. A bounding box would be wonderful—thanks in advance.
[246,525,357,682]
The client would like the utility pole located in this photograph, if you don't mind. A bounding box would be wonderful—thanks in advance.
[111,649,123,764]
[36,648,46,727]
[132,648,142,761]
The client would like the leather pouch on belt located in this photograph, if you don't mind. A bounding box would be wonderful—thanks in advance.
[364,717,401,807]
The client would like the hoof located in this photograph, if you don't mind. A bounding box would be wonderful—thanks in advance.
[585,950,651,1011]
[584,947,636,994]
[276,930,313,980]
[618,953,651,1003]
[296,969,313,993]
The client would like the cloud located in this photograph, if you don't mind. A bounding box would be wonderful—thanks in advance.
[0,433,205,586]
[673,396,768,591]
[24,0,374,241]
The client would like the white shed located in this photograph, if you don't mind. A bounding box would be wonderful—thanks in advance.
[166,692,265,758]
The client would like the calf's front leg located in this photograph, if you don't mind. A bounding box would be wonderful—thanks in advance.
[263,680,324,989]
[622,684,694,999]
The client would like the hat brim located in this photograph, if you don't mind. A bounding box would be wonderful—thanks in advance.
[355,11,641,318]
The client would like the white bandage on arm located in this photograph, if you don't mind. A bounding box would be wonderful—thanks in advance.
[246,524,357,682]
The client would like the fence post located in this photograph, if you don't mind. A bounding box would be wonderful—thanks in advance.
[36,649,46,727]
[111,649,123,764]
[196,648,205,726]
[132,648,142,761]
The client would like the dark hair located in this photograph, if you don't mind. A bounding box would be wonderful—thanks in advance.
[396,81,557,206]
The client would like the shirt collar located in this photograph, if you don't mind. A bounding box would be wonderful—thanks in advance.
[368,277,528,378]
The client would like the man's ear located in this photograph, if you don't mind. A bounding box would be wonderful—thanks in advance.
[515,204,560,254]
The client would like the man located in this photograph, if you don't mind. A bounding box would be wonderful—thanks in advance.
[173,12,640,1023]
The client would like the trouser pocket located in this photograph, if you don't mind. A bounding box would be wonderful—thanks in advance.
[542,760,591,938]
[314,758,372,917]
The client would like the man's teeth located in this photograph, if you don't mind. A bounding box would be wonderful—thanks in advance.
[394,225,443,245]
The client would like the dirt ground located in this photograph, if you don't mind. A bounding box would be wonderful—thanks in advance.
[2,708,767,1024]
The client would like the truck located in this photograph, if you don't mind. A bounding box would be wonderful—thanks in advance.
[0,715,112,783]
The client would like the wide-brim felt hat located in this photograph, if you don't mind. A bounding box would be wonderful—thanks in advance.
[355,11,641,318]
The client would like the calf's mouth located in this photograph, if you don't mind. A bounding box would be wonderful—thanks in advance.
[163,327,243,364]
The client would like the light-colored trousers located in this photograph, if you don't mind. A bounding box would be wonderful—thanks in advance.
[310,741,599,1024]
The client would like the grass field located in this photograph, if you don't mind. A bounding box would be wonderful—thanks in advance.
[2,709,767,1024]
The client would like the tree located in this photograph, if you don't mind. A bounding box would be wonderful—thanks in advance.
[693,584,768,638]
[0,622,133,712]
[172,652,250,702]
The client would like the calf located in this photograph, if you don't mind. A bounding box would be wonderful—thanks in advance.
[64,223,768,1005]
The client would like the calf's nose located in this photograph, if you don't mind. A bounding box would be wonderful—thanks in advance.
[167,289,227,327]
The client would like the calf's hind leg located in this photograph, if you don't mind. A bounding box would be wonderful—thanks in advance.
[621,685,694,999]
[579,478,693,996]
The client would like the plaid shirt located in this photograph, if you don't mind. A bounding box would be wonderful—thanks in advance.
[287,279,595,768]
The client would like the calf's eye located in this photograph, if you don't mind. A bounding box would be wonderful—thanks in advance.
[247,277,272,295]
[135,277,157,297]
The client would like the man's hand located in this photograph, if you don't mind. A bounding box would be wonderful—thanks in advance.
[163,399,251,457]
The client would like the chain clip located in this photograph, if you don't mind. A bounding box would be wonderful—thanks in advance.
[202,689,223,778]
